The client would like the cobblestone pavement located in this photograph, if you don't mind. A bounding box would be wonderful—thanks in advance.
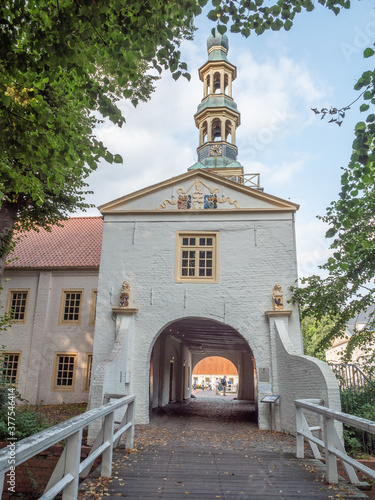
[137,393,296,454]
[78,395,368,499]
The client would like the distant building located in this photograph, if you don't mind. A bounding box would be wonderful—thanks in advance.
[193,356,239,389]
[326,306,375,367]
[1,218,102,405]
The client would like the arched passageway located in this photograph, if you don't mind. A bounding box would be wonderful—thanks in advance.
[149,317,257,422]
[193,356,238,393]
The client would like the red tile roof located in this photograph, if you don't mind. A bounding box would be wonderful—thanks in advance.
[193,357,238,375]
[6,217,103,269]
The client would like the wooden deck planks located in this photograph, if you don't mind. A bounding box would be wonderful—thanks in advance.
[92,448,369,499]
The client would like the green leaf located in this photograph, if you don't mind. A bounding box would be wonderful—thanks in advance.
[217,24,227,35]
[355,122,366,131]
[113,154,123,164]
[207,9,219,21]
[364,47,375,58]
[105,152,114,163]
[172,71,182,81]
[363,90,373,100]
[284,19,293,31]
[360,103,370,112]
[2,95,11,107]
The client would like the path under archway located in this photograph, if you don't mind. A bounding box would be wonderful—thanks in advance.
[149,317,257,421]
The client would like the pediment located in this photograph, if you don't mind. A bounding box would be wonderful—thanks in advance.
[98,169,299,214]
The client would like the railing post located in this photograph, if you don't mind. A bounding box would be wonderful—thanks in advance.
[323,415,338,483]
[62,429,82,500]
[101,412,115,477]
[126,399,136,449]
[296,405,305,458]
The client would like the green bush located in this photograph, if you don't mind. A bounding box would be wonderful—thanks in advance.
[0,383,50,442]
[0,403,50,441]
[340,385,375,415]
[343,402,375,457]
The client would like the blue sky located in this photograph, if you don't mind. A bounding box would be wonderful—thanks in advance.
[81,1,374,279]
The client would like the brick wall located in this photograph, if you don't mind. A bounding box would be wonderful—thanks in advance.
[0,443,100,499]
[337,458,375,500]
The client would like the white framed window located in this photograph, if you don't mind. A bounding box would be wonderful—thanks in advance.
[175,232,218,283]
[84,353,93,392]
[52,353,77,391]
[6,290,29,324]
[59,290,83,325]
[1,352,21,385]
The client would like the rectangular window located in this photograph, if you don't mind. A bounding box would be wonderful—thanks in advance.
[175,232,218,283]
[52,353,77,391]
[1,352,21,385]
[84,353,93,392]
[59,290,83,325]
[7,290,29,324]
[89,290,97,325]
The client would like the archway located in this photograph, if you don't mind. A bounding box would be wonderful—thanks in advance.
[149,317,257,417]
[193,356,238,394]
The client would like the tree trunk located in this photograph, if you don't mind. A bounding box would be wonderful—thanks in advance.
[0,200,20,283]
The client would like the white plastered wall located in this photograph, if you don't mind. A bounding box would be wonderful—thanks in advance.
[1,269,97,405]
[90,209,312,431]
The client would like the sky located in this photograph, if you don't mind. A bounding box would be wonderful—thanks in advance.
[78,1,375,279]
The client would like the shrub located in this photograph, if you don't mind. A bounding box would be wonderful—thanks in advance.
[343,402,375,457]
[0,402,50,442]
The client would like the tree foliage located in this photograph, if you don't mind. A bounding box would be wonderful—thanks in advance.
[0,0,199,280]
[301,315,338,361]
[1,0,374,357]
[291,46,375,364]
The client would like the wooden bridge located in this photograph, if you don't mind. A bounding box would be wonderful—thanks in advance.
[0,393,373,499]
[78,395,369,500]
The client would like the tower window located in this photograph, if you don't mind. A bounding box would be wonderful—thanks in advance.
[175,232,218,283]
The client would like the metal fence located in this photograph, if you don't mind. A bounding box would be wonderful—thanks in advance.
[329,363,375,455]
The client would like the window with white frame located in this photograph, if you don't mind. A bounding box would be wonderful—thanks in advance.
[175,232,218,283]
[59,290,83,324]
[7,290,29,323]
[52,353,77,391]
[1,352,21,385]
[84,353,93,392]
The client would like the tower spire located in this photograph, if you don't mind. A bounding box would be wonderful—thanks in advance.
[189,29,244,178]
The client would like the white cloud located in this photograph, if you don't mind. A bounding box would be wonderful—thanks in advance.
[79,33,333,277]
[295,217,332,278]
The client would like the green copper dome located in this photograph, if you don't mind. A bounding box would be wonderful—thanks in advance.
[207,29,229,52]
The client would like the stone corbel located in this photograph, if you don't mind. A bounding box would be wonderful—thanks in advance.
[265,310,292,317]
[111,307,138,315]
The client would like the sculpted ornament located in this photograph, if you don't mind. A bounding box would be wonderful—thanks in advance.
[272,283,283,311]
[157,176,239,210]
[120,281,131,308]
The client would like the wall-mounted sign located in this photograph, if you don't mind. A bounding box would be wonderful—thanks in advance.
[261,395,280,403]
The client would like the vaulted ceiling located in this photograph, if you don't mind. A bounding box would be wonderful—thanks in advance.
[162,318,251,353]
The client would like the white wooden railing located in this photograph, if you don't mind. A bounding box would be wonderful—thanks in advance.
[221,173,261,189]
[0,395,135,499]
[295,398,375,484]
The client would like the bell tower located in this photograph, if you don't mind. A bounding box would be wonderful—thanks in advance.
[189,29,243,178]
